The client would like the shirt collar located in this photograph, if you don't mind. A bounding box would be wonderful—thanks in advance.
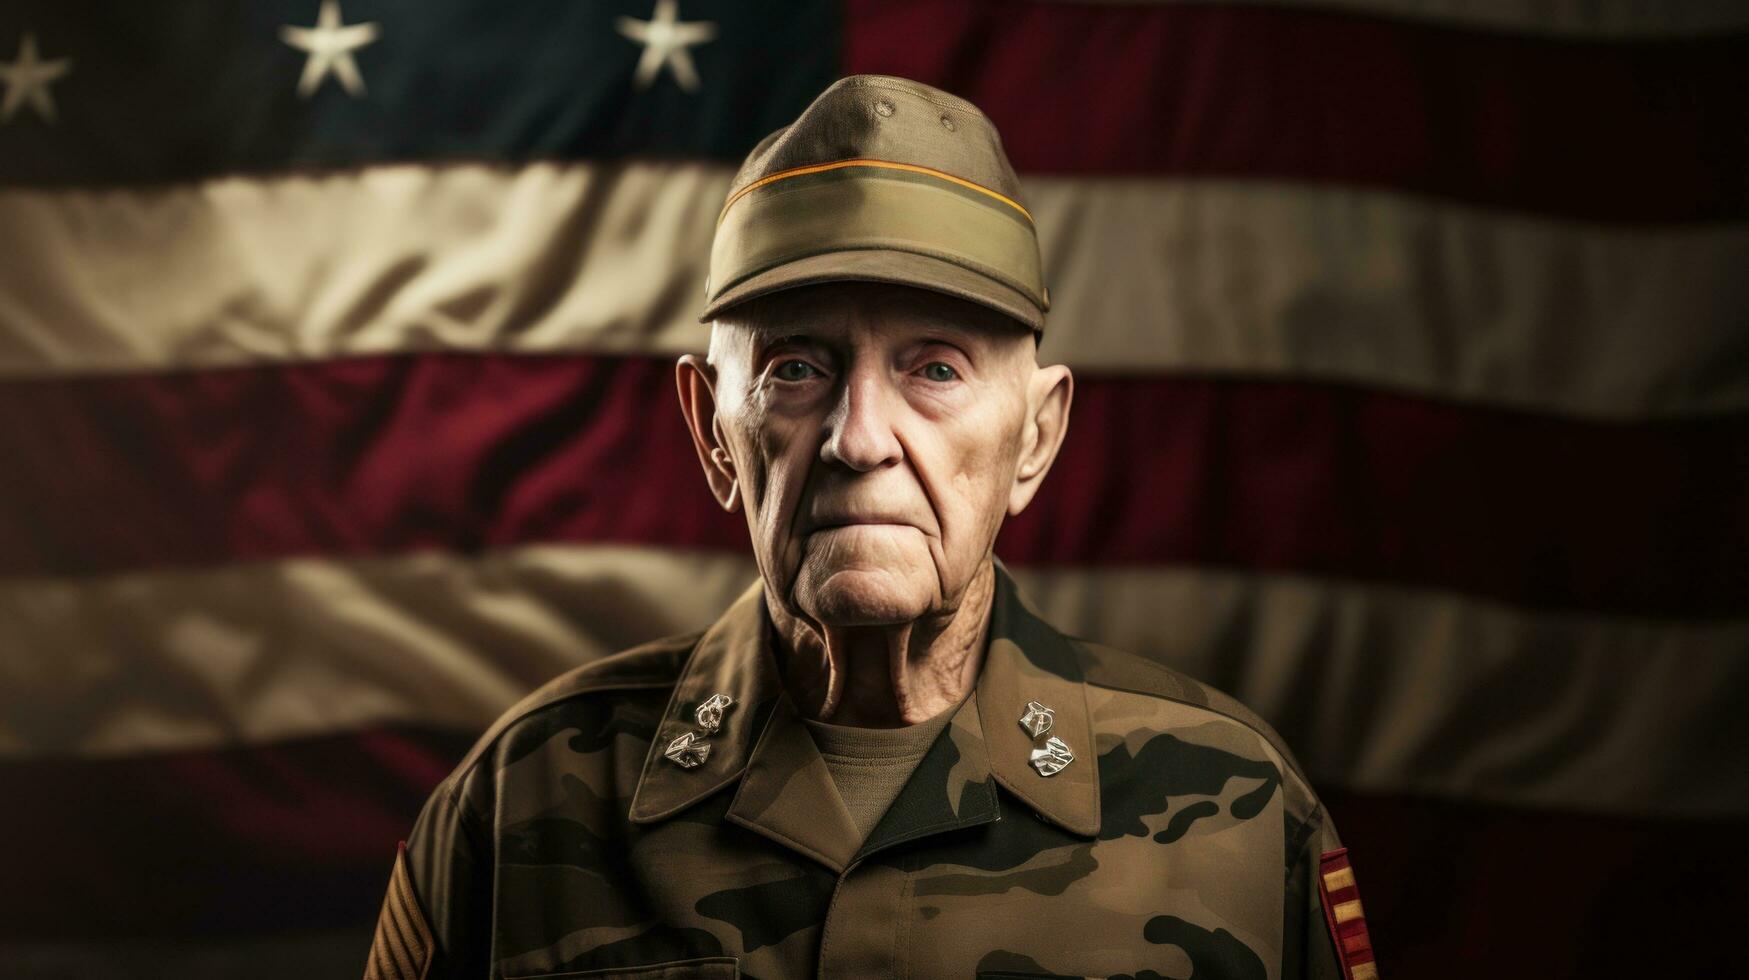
[627,562,1100,868]
[972,563,1101,838]
[626,579,779,826]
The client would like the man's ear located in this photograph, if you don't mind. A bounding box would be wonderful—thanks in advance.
[1009,364,1073,516]
[676,354,741,512]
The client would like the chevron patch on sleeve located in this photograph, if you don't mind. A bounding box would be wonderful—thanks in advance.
[363,842,434,980]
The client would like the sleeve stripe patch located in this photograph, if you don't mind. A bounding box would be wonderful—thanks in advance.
[364,841,434,980]
[1319,847,1379,980]
[1322,866,1356,892]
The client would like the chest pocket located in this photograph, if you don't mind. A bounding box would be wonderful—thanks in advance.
[507,956,738,979]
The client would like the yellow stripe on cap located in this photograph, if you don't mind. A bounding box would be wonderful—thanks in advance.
[709,167,1047,310]
[719,158,1034,225]
[1333,899,1366,924]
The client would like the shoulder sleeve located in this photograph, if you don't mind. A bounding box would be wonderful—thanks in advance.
[363,778,494,979]
[1285,807,1378,980]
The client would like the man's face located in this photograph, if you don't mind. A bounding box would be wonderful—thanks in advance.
[687,282,1064,629]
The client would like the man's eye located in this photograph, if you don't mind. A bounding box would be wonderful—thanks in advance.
[921,362,958,383]
[773,360,819,382]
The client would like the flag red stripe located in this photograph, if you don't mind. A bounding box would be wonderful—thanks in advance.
[0,727,474,942]
[1320,790,1749,978]
[843,0,1749,223]
[1,354,1744,616]
[0,725,1742,978]
[1022,375,1749,617]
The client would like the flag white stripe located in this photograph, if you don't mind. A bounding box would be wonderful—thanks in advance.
[1,162,1744,419]
[4,545,1743,817]
[1032,178,1749,418]
[0,545,752,759]
[1015,563,1749,818]
[0,161,725,378]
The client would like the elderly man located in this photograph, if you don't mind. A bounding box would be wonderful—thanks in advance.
[363,75,1372,980]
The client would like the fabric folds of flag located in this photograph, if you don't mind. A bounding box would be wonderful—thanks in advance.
[1,1,1745,977]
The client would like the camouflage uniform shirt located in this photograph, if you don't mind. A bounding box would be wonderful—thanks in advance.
[365,567,1364,979]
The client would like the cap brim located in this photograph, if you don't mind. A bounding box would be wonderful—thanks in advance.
[699,249,1045,332]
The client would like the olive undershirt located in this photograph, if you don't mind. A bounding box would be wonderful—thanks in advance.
[802,706,958,841]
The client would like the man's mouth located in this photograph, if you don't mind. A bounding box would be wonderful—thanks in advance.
[809,518,916,532]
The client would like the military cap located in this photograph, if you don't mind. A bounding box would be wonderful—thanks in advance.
[701,74,1049,332]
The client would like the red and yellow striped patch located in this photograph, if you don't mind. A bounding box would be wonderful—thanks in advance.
[1320,848,1378,980]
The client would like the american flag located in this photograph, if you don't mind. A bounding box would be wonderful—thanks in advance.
[1,1,1745,977]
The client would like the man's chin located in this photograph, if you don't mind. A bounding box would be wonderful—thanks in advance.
[793,560,937,627]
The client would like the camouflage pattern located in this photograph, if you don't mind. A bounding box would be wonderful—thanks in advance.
[371,565,1355,979]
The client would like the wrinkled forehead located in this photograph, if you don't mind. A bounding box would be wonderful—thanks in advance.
[709,281,1031,356]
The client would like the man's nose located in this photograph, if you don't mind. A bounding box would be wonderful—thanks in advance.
[820,368,904,472]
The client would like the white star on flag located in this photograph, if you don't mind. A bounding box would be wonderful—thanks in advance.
[0,32,72,124]
[280,0,380,99]
[616,0,717,93]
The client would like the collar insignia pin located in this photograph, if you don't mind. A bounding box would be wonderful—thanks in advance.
[695,692,733,734]
[664,731,711,768]
[1019,700,1055,738]
[665,693,734,769]
[1029,736,1075,777]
